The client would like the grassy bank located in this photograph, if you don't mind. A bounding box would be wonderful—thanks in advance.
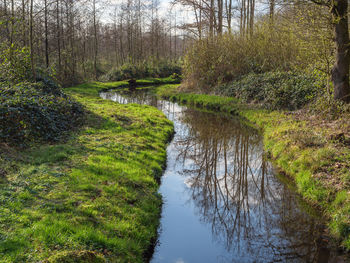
[0,81,173,262]
[157,84,239,114]
[157,84,350,250]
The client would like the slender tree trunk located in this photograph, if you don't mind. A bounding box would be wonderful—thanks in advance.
[3,0,10,42]
[113,8,118,65]
[138,0,143,60]
[246,0,250,36]
[119,16,124,64]
[269,0,275,22]
[331,0,350,102]
[169,15,172,59]
[151,0,154,56]
[57,0,61,74]
[30,0,36,79]
[199,0,202,39]
[10,0,14,47]
[69,1,75,77]
[241,0,246,36]
[217,0,223,34]
[193,2,201,38]
[22,0,26,45]
[44,0,49,68]
[93,0,98,79]
[226,0,232,33]
[82,26,86,76]
[250,0,255,36]
[174,10,177,57]
[209,0,214,37]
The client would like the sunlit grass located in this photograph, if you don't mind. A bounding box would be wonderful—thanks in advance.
[0,81,173,262]
[157,84,239,114]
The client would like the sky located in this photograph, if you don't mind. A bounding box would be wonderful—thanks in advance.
[106,0,187,18]
[105,0,269,30]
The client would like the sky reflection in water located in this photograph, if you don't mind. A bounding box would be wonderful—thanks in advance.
[100,89,342,263]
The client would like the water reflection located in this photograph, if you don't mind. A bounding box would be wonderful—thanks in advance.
[178,109,335,263]
[100,89,344,263]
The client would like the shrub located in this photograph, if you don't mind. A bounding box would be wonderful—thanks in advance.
[0,44,65,93]
[182,14,333,93]
[101,60,182,81]
[0,44,33,83]
[0,82,84,146]
[34,68,64,95]
[217,71,319,110]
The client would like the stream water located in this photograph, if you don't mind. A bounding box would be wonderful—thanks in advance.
[100,88,345,263]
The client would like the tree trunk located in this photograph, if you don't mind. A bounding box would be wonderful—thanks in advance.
[57,0,61,74]
[269,0,275,22]
[249,0,255,36]
[30,0,36,79]
[93,0,98,80]
[331,0,350,102]
[3,0,10,42]
[226,0,232,33]
[22,0,26,46]
[10,0,14,47]
[209,0,214,37]
[217,0,223,34]
[45,0,49,68]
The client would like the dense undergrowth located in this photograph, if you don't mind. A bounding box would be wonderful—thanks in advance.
[156,84,350,251]
[100,60,182,82]
[0,82,84,146]
[216,71,319,110]
[0,81,173,262]
[0,47,84,146]
[180,7,350,115]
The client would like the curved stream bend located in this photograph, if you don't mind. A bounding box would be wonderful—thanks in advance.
[100,88,343,263]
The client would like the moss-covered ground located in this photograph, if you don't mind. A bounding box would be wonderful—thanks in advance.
[0,81,173,262]
[156,83,350,251]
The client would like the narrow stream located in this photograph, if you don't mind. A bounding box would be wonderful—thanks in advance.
[100,88,344,263]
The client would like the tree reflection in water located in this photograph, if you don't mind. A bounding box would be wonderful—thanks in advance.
[176,109,334,263]
[100,89,343,263]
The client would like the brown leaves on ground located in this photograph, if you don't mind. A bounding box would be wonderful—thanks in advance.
[289,110,350,191]
[290,110,350,145]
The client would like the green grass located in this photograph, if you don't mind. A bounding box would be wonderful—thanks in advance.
[133,76,181,85]
[157,84,239,114]
[0,81,174,262]
[156,85,350,250]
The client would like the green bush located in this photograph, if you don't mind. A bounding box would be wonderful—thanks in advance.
[0,82,84,146]
[0,44,33,83]
[101,60,182,81]
[217,71,319,110]
[182,14,333,94]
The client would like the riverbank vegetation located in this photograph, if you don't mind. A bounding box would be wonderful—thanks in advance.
[157,83,350,249]
[161,0,350,250]
[0,81,173,262]
[179,0,350,113]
